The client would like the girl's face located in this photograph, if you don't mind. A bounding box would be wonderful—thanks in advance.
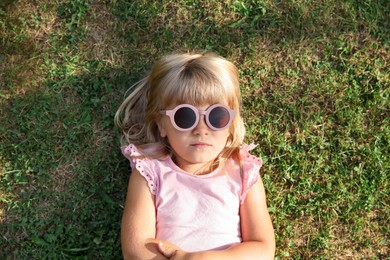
[157,103,231,174]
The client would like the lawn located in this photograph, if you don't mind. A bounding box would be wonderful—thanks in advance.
[0,0,388,259]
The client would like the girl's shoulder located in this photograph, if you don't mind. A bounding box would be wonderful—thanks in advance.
[121,143,169,195]
[236,143,263,204]
[239,143,263,167]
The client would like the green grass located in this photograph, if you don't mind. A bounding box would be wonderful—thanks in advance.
[0,0,388,259]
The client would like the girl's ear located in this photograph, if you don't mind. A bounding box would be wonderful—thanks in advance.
[156,118,167,138]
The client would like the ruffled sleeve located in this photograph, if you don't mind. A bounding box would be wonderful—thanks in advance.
[239,144,262,204]
[121,144,158,195]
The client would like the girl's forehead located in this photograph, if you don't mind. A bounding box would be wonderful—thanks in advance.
[160,80,236,109]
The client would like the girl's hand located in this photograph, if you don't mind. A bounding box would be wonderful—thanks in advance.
[156,240,190,260]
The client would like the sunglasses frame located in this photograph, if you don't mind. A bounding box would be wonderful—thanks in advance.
[160,104,236,131]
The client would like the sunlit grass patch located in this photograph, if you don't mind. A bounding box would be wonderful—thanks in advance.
[241,29,388,257]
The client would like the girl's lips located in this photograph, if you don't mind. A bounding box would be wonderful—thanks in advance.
[191,142,211,148]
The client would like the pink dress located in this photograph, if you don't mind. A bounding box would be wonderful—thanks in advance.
[122,144,262,252]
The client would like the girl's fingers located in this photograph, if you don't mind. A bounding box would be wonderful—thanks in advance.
[158,242,177,258]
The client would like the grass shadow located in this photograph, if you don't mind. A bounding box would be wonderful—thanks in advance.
[0,69,136,258]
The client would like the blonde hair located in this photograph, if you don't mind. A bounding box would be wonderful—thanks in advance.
[115,52,245,166]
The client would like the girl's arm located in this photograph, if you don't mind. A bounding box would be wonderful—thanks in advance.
[121,169,169,260]
[237,176,276,258]
[158,176,275,260]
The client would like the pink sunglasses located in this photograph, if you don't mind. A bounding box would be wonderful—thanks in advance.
[160,104,236,131]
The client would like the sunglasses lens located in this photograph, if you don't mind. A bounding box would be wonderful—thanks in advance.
[174,106,197,129]
[209,106,230,129]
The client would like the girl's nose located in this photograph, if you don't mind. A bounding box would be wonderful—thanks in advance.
[192,115,209,135]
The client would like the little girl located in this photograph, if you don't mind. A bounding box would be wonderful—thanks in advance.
[115,52,275,259]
